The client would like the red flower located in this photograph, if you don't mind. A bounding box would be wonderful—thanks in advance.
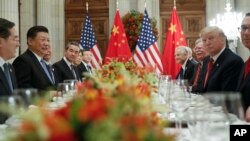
[44,112,77,141]
[78,96,110,122]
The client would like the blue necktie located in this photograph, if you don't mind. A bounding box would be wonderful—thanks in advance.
[3,63,13,93]
[40,59,54,84]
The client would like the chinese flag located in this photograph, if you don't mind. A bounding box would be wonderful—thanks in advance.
[103,10,132,64]
[162,7,187,77]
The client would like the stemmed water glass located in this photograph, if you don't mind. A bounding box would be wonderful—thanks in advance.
[12,88,39,108]
[0,95,24,125]
[63,79,78,96]
[203,92,244,141]
[156,75,172,119]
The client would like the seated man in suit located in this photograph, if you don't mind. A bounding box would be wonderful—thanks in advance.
[237,13,250,121]
[192,38,208,93]
[77,49,93,78]
[198,26,244,93]
[13,26,56,91]
[53,41,81,83]
[43,44,56,84]
[0,18,19,96]
[0,18,20,124]
[174,46,198,84]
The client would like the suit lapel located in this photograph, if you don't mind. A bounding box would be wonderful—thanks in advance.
[27,50,53,85]
[8,64,17,89]
[0,68,11,94]
[61,59,75,78]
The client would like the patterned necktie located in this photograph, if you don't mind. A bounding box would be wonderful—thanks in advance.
[70,64,77,79]
[193,63,201,87]
[204,58,214,87]
[244,57,250,79]
[3,63,13,93]
[40,59,54,84]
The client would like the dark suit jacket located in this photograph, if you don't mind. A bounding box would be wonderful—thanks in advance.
[77,62,90,79]
[0,64,18,96]
[12,49,56,91]
[198,48,244,93]
[237,61,250,112]
[53,59,81,83]
[176,59,198,85]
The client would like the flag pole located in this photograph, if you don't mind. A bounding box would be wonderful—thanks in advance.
[174,0,176,9]
[86,2,88,12]
[116,0,119,10]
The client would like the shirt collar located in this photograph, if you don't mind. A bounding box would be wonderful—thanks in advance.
[211,47,226,62]
[63,56,73,68]
[82,61,90,67]
[0,57,5,71]
[181,58,188,70]
[30,49,43,62]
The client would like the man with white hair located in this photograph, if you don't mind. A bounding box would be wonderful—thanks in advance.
[174,46,198,84]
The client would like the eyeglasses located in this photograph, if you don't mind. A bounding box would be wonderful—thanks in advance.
[239,25,250,32]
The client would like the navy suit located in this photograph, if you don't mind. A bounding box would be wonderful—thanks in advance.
[176,59,198,85]
[0,64,17,96]
[77,62,91,79]
[237,61,250,112]
[53,59,81,83]
[198,48,244,93]
[13,49,56,91]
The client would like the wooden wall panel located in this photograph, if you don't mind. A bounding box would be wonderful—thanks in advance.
[65,0,109,57]
[160,0,206,54]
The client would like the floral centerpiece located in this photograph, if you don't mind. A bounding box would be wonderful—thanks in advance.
[5,60,175,141]
[122,10,159,52]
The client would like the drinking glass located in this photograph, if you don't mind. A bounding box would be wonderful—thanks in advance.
[12,88,39,108]
[203,92,244,141]
[63,79,78,90]
[171,95,190,130]
[0,95,23,124]
[186,107,209,141]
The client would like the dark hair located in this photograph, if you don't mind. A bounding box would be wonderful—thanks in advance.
[27,26,48,39]
[246,13,250,16]
[65,41,79,50]
[0,18,15,39]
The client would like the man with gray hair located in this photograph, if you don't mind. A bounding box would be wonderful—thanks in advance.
[192,38,208,92]
[237,13,250,121]
[198,26,243,93]
[174,46,198,84]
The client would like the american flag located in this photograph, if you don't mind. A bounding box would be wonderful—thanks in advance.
[80,14,102,69]
[133,10,163,74]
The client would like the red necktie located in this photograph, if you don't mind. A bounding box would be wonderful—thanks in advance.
[204,58,214,87]
[244,57,250,79]
[193,63,201,87]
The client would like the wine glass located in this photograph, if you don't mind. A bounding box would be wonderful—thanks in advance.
[203,92,244,141]
[171,95,190,130]
[156,75,172,119]
[63,79,78,96]
[186,107,209,141]
[0,95,24,125]
[12,88,39,108]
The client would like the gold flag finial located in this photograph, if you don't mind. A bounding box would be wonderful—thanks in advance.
[174,0,176,9]
[86,2,88,12]
[144,0,147,8]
